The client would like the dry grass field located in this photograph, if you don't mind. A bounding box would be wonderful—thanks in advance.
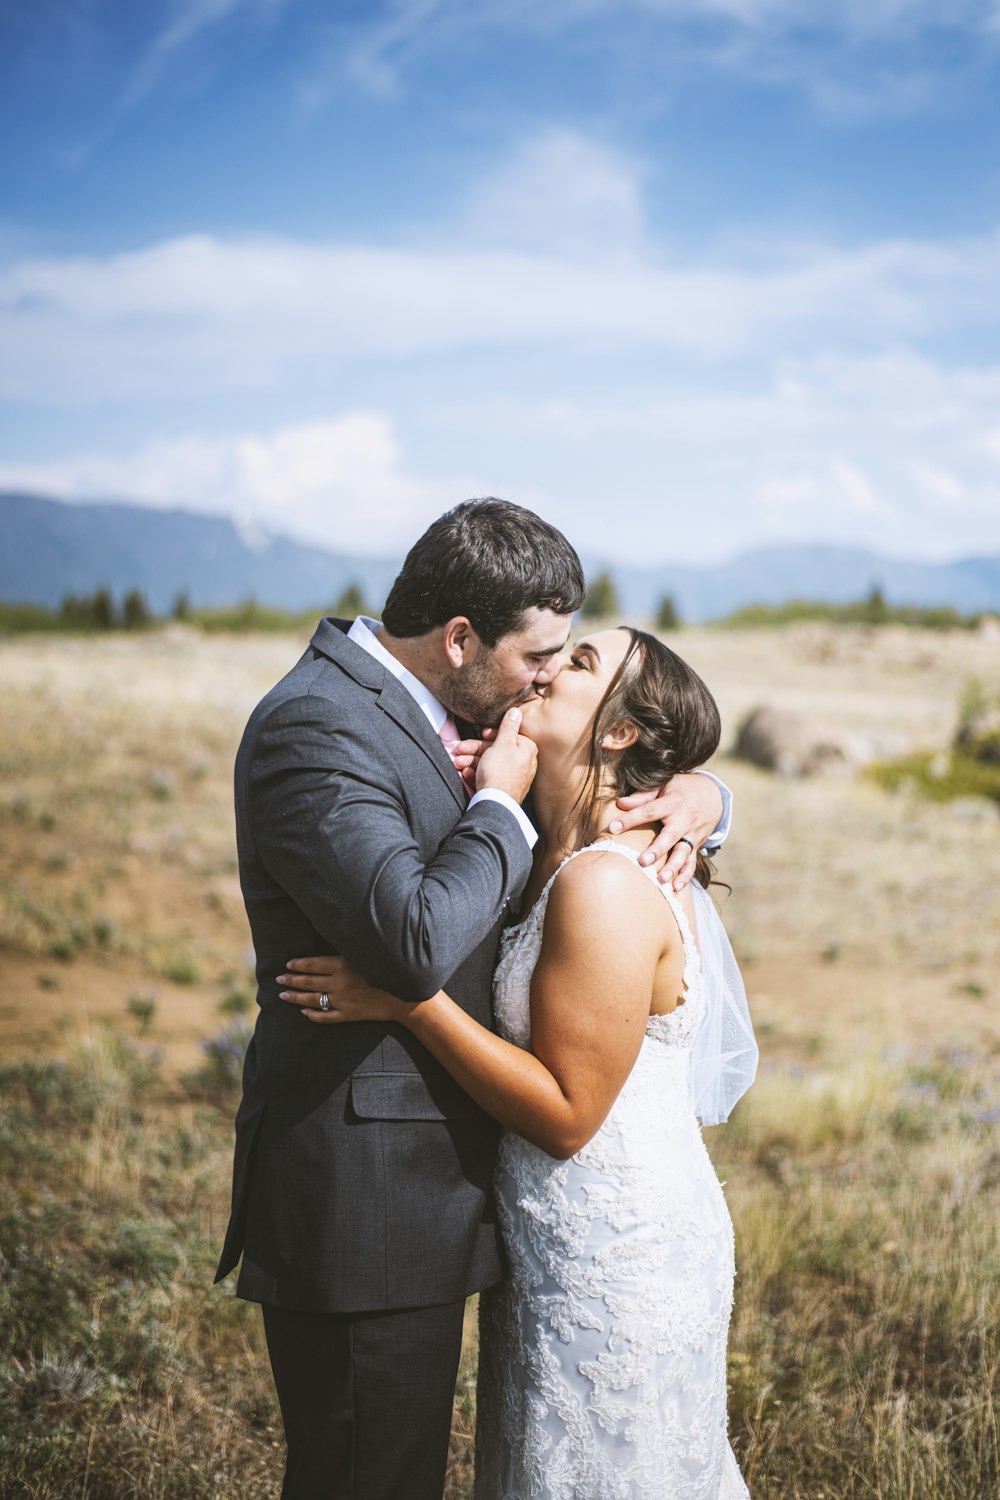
[1,621,998,1497]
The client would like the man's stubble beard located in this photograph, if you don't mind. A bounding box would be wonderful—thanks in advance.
[442,651,537,730]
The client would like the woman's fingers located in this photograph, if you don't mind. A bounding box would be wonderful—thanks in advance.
[277,968,332,991]
[278,987,348,1023]
[284,955,348,976]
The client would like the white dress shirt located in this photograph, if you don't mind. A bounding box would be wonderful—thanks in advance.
[348,615,538,850]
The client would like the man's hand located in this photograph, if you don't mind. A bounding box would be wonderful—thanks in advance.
[475,707,538,804]
[608,772,724,890]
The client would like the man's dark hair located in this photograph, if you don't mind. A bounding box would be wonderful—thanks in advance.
[381,498,586,647]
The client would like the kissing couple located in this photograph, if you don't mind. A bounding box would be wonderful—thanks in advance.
[216,499,757,1499]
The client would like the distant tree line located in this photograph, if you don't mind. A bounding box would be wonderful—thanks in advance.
[0,582,377,635]
[718,585,985,631]
[58,586,153,630]
[0,578,988,636]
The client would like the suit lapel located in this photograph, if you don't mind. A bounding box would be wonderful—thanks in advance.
[376,678,467,812]
[310,617,467,812]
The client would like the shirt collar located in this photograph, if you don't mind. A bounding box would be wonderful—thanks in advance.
[347,616,449,736]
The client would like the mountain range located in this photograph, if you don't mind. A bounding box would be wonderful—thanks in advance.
[1,491,996,622]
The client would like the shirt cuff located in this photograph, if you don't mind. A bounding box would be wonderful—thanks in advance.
[468,788,538,850]
[692,769,732,850]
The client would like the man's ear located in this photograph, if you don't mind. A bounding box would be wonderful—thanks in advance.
[600,721,639,752]
[441,616,478,670]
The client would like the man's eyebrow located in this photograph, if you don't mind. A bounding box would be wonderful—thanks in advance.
[530,641,570,658]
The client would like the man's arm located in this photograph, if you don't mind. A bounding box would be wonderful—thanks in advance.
[247,696,535,1001]
[278,851,664,1159]
[691,770,732,850]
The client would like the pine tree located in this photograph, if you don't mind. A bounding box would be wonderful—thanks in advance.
[582,570,619,619]
[656,594,680,631]
[122,589,151,630]
[333,582,367,617]
[91,587,116,630]
[864,583,888,625]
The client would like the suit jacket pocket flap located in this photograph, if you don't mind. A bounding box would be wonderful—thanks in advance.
[350,1071,478,1121]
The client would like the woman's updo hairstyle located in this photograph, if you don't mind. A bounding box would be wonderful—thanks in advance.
[575,628,722,887]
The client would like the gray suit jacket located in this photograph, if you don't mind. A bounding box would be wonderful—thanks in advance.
[215,618,533,1312]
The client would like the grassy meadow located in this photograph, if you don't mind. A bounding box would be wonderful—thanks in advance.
[1,621,998,1498]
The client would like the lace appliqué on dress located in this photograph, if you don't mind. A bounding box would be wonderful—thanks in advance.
[476,842,750,1500]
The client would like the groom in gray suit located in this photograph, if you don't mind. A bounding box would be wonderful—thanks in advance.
[216,499,725,1500]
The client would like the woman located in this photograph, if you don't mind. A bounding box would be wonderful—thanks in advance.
[279,627,755,1499]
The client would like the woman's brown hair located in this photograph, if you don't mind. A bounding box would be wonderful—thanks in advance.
[573,627,723,888]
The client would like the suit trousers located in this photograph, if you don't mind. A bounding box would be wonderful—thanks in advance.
[262,1297,468,1500]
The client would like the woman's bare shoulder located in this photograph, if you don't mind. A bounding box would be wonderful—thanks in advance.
[545,847,674,946]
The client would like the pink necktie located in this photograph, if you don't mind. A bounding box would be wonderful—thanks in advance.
[439,714,469,797]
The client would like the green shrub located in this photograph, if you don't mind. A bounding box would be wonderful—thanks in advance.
[183,1020,252,1102]
[0,1247,90,1362]
[717,596,982,630]
[867,748,1000,803]
[162,953,200,985]
[218,986,253,1016]
[127,992,157,1033]
[0,600,60,632]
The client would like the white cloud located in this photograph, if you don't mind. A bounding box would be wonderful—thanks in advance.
[3,128,999,563]
[463,132,646,258]
[2,213,999,403]
[123,0,253,108]
[0,413,471,554]
[434,352,1000,560]
[56,0,293,163]
[318,0,1000,112]
[3,355,999,562]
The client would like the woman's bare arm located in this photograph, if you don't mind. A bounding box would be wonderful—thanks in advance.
[280,853,667,1159]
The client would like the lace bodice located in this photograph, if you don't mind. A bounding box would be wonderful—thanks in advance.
[476,841,750,1500]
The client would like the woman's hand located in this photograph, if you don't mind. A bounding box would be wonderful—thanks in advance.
[452,736,488,794]
[277,956,411,1025]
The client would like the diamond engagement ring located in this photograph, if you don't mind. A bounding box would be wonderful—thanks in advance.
[318,993,331,1012]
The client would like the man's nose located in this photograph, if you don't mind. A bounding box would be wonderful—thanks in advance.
[533,655,563,685]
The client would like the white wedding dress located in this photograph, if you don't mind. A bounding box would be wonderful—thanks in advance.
[475,842,751,1500]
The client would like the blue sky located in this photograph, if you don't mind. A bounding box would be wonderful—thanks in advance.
[2,0,1000,564]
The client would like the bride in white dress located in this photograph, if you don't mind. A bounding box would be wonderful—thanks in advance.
[284,626,756,1499]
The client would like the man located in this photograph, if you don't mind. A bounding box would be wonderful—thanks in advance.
[216,499,727,1500]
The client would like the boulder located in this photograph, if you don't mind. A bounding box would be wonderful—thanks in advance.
[733,705,863,778]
